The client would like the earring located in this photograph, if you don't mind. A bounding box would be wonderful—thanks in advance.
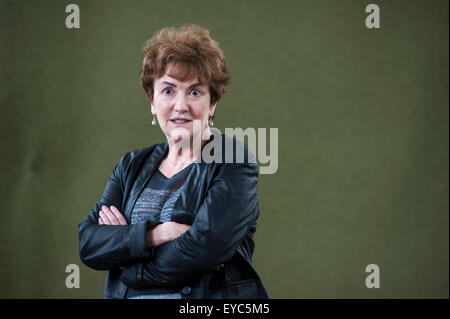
[151,115,157,126]
[208,117,214,127]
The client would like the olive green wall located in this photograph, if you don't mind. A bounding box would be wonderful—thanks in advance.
[0,0,448,298]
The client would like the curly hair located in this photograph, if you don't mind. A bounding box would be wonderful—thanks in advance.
[140,24,230,105]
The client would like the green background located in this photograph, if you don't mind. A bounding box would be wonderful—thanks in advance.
[0,0,448,298]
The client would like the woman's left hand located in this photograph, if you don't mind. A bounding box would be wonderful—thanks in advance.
[98,205,128,225]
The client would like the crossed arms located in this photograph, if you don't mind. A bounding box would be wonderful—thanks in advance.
[78,159,259,288]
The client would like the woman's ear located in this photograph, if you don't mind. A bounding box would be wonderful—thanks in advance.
[209,103,217,118]
[147,90,154,112]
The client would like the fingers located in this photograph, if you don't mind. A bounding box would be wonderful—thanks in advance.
[110,205,128,225]
[99,209,112,225]
[170,222,191,231]
[172,222,192,238]
[99,212,110,225]
[99,205,127,225]
[100,206,120,225]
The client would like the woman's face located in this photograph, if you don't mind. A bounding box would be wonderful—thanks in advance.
[151,67,216,144]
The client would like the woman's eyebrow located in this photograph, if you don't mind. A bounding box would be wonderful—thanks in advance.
[188,82,204,89]
[160,81,205,89]
[161,81,176,87]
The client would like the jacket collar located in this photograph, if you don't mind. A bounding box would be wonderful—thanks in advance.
[124,141,168,217]
[133,129,217,194]
[135,141,168,187]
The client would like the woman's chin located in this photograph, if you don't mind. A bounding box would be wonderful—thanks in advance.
[168,130,192,143]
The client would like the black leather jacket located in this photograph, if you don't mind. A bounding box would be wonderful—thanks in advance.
[78,132,269,298]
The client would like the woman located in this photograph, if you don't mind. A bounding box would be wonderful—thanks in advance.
[78,24,269,299]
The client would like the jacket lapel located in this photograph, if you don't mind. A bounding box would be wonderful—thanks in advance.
[123,141,168,222]
[123,131,216,222]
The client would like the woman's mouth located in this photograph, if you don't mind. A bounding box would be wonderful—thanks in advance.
[170,118,192,125]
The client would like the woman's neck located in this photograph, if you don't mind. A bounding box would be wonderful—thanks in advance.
[164,129,212,167]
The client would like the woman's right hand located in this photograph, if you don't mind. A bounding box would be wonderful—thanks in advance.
[146,221,192,248]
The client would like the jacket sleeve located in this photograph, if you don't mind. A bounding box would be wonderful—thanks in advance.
[78,153,159,271]
[120,161,259,288]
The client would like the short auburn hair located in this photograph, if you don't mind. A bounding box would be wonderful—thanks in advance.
[140,24,230,105]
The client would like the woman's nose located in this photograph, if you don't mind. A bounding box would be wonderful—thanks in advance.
[174,94,189,112]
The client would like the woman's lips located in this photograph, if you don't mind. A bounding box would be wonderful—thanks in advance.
[170,119,192,125]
